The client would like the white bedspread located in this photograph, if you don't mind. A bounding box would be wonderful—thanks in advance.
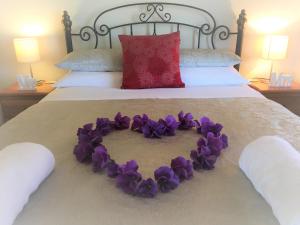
[42,85,263,102]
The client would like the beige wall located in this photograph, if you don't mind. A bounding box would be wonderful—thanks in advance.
[0,0,300,88]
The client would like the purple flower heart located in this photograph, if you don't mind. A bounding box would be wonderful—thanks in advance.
[131,114,149,133]
[96,118,114,136]
[114,112,131,130]
[116,171,142,195]
[142,119,165,138]
[158,115,178,136]
[74,113,229,199]
[190,149,217,170]
[106,160,121,178]
[92,145,110,172]
[196,117,223,138]
[154,166,180,193]
[136,178,158,198]
[171,156,193,182]
[178,111,196,130]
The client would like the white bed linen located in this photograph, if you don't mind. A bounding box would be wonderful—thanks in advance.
[54,67,248,88]
[42,85,263,102]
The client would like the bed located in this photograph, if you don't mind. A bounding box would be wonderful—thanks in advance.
[1,3,300,225]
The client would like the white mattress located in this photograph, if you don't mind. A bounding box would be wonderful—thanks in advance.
[42,85,263,102]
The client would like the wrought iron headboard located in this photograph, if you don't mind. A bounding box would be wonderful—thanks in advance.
[62,2,247,70]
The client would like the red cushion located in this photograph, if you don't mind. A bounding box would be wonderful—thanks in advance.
[119,32,185,89]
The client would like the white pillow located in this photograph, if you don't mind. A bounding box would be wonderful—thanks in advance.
[180,49,241,67]
[55,67,248,88]
[181,67,249,87]
[54,71,122,88]
[56,49,122,72]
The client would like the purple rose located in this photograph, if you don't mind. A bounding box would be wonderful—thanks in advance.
[142,119,165,138]
[106,160,121,178]
[116,171,142,195]
[178,111,195,130]
[92,145,110,172]
[96,118,114,136]
[190,149,217,170]
[158,115,178,136]
[136,178,158,198]
[114,112,131,130]
[171,156,193,182]
[196,117,223,137]
[131,114,149,133]
[73,142,95,163]
[154,166,180,193]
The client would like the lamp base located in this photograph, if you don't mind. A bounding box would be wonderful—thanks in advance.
[29,64,34,79]
[16,75,37,90]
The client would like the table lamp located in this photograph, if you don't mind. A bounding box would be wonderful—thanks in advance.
[14,38,40,78]
[262,35,288,78]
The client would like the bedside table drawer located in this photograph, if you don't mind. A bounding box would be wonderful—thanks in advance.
[1,99,40,121]
[266,95,300,116]
[0,82,54,123]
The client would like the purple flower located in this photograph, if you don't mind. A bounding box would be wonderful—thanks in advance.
[96,118,114,136]
[197,133,224,157]
[206,133,225,157]
[106,160,121,178]
[131,114,149,133]
[73,142,95,163]
[77,123,102,144]
[158,115,178,136]
[196,117,223,137]
[74,123,102,163]
[136,178,158,198]
[171,156,193,182]
[116,171,142,195]
[114,112,130,130]
[190,149,217,171]
[120,160,139,173]
[178,111,196,130]
[142,119,165,138]
[92,145,110,172]
[154,166,180,193]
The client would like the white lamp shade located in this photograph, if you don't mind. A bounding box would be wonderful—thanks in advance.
[14,38,40,63]
[262,35,289,60]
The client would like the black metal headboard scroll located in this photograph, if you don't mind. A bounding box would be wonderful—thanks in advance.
[62,2,247,70]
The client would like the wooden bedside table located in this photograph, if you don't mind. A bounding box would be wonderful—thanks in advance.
[0,82,54,122]
[249,81,300,116]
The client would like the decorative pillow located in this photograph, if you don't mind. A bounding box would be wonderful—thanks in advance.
[180,49,241,67]
[56,49,122,72]
[119,32,185,89]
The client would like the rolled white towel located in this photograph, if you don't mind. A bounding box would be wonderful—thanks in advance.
[239,136,300,225]
[0,143,55,225]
